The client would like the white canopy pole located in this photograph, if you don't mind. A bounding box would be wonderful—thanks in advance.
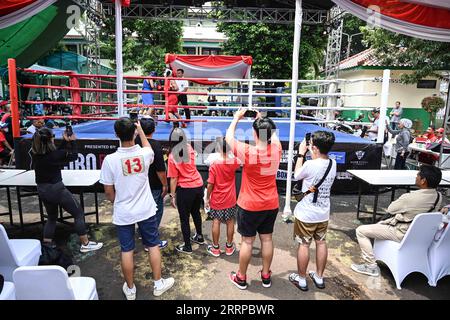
[377,69,390,143]
[283,0,303,217]
[115,0,124,117]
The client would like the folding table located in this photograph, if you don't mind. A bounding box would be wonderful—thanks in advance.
[348,169,450,223]
[0,170,100,228]
[0,169,26,226]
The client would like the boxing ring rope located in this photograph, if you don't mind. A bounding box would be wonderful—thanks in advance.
[7,56,391,218]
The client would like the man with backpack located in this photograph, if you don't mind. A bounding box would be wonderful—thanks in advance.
[289,131,337,291]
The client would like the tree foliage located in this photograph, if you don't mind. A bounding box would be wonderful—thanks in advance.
[99,18,184,75]
[422,96,446,125]
[341,15,368,59]
[216,22,327,80]
[362,27,450,83]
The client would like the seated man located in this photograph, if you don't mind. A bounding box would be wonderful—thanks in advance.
[351,165,442,276]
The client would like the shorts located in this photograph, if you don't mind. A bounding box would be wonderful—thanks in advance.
[208,206,237,223]
[0,149,10,159]
[237,206,278,237]
[116,215,160,252]
[293,219,328,245]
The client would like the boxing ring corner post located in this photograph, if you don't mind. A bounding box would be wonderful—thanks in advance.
[115,0,125,117]
[377,69,391,144]
[7,58,20,139]
[283,0,303,216]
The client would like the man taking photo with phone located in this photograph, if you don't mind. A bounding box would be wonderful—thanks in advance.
[289,131,336,292]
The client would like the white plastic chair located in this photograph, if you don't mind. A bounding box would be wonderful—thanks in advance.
[13,266,98,300]
[428,225,450,286]
[0,224,41,281]
[373,212,442,289]
[0,281,16,300]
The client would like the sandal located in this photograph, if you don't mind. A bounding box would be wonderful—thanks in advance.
[289,273,308,291]
[309,271,325,289]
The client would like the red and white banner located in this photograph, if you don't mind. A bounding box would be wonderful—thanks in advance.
[332,0,450,42]
[165,54,253,85]
[0,0,56,29]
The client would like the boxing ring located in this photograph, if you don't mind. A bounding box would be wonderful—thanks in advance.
[6,55,388,216]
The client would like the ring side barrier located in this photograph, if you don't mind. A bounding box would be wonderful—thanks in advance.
[19,68,378,84]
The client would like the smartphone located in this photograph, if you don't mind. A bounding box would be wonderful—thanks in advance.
[305,132,311,146]
[129,112,138,122]
[244,109,257,118]
[65,124,73,137]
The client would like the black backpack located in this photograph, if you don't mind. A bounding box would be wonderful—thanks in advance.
[39,243,74,270]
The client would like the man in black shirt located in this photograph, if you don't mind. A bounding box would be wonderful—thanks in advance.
[137,118,168,249]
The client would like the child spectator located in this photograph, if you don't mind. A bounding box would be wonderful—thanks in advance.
[100,118,174,299]
[205,137,240,257]
[167,127,205,254]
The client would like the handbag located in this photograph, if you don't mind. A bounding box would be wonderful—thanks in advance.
[295,159,333,203]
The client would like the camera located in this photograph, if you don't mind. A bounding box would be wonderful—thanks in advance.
[244,109,257,118]
[129,112,139,122]
[65,124,73,137]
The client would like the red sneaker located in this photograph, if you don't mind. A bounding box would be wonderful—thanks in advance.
[229,271,247,290]
[225,242,236,256]
[207,245,221,257]
[261,270,272,288]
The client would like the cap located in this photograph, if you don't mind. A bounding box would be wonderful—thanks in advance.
[437,128,445,133]
[372,107,380,113]
[149,71,157,77]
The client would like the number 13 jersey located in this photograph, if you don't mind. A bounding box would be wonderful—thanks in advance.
[100,145,157,225]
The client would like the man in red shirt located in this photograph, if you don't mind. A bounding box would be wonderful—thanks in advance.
[225,109,282,290]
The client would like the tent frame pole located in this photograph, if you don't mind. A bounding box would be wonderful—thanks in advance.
[283,0,303,217]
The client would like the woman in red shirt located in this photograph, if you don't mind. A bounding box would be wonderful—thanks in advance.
[225,109,281,290]
[205,137,240,257]
[167,128,204,254]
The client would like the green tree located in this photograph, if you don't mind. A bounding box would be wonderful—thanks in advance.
[421,96,445,126]
[216,22,327,80]
[99,18,184,74]
[362,28,450,83]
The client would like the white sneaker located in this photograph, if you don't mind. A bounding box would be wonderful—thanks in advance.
[122,282,136,300]
[80,241,103,253]
[153,277,175,297]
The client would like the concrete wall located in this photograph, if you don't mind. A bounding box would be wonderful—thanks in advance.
[339,69,442,109]
[339,68,443,131]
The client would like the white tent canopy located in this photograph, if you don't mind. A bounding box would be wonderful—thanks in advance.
[332,0,450,42]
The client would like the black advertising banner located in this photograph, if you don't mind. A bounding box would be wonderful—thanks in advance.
[16,138,381,194]
[16,138,120,171]
[276,141,382,194]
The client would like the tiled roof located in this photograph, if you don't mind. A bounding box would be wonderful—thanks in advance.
[339,48,410,70]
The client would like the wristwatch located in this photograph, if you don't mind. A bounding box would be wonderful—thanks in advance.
[298,154,306,159]
[169,193,175,198]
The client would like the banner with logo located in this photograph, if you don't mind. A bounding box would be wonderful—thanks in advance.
[16,138,381,194]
